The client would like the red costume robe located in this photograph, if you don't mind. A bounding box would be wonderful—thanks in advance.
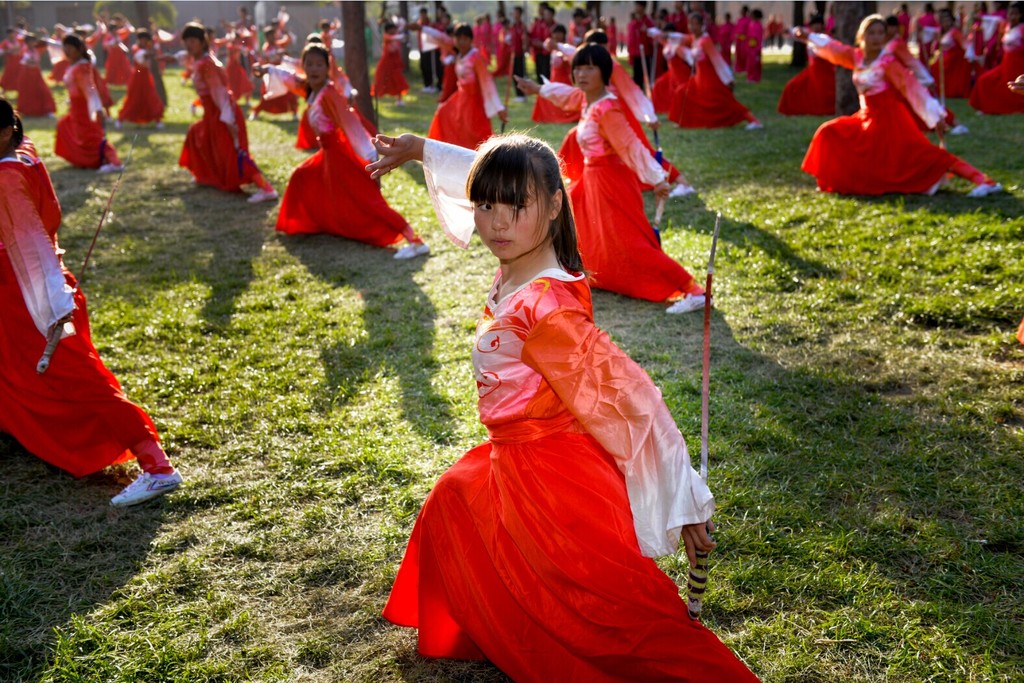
[102,29,132,86]
[530,48,576,123]
[373,32,409,97]
[777,41,836,116]
[427,47,504,150]
[801,34,961,195]
[225,41,254,102]
[117,47,165,123]
[276,79,408,246]
[929,27,973,98]
[970,24,1024,114]
[14,45,56,117]
[55,59,120,169]
[671,33,756,128]
[0,140,159,477]
[178,52,263,192]
[652,35,692,114]
[1,35,24,91]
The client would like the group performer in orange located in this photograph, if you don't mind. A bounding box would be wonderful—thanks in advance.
[517,45,707,313]
[13,33,56,117]
[178,23,278,203]
[427,23,507,150]
[44,26,71,83]
[249,23,299,121]
[100,16,133,87]
[651,28,692,115]
[530,24,577,124]
[373,21,409,107]
[930,8,973,99]
[0,99,183,507]
[1,27,24,93]
[267,44,428,259]
[116,29,164,128]
[366,132,760,682]
[527,30,696,197]
[54,34,123,173]
[671,12,762,130]
[970,2,1024,114]
[777,14,835,116]
[224,28,255,105]
[796,16,1002,197]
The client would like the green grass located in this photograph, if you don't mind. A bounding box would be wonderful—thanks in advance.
[1,53,1022,682]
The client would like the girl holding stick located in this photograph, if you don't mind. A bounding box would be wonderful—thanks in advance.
[54,34,123,173]
[367,131,759,682]
[0,98,182,507]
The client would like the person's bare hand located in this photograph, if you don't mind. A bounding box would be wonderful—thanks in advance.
[513,74,541,95]
[647,119,661,131]
[681,520,716,568]
[365,133,425,179]
[792,27,808,42]
[498,109,509,124]
[934,118,950,136]
[1008,74,1024,94]
[654,180,671,200]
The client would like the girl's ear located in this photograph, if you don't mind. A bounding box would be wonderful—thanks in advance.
[549,188,563,221]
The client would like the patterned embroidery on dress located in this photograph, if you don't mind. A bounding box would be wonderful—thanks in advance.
[475,278,551,356]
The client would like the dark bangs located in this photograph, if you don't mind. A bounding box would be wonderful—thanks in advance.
[467,140,538,215]
[571,44,612,84]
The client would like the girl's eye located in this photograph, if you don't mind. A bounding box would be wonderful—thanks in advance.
[477,202,492,211]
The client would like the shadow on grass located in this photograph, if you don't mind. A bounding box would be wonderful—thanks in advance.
[283,234,458,444]
[0,437,166,681]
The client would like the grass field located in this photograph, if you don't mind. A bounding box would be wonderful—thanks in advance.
[1,53,1022,682]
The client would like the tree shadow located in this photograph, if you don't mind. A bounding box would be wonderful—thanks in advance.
[283,234,457,444]
[0,437,166,680]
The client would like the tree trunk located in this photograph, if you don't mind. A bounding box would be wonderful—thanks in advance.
[833,1,876,115]
[705,2,717,22]
[343,1,375,127]
[398,0,410,73]
[791,1,807,68]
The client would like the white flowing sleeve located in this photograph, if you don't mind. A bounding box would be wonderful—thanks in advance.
[0,168,75,337]
[538,79,585,112]
[522,308,715,558]
[422,139,477,248]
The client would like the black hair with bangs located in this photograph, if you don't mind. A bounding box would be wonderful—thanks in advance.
[571,43,612,85]
[467,135,583,273]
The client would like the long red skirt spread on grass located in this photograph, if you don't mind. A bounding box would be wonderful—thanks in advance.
[969,43,1024,114]
[428,77,490,150]
[0,256,156,477]
[777,56,835,116]
[384,433,759,682]
[801,88,957,195]
[569,156,696,302]
[55,95,118,169]
[104,44,132,86]
[275,130,406,246]
[179,94,259,192]
[14,64,56,117]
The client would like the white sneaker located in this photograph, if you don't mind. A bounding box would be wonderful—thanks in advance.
[665,294,706,314]
[111,470,183,507]
[113,119,122,129]
[745,121,763,130]
[967,182,1003,198]
[247,188,279,203]
[395,100,406,107]
[669,183,696,198]
[513,96,526,103]
[421,85,438,93]
[155,121,164,130]
[97,163,124,174]
[393,242,431,260]
[949,124,969,135]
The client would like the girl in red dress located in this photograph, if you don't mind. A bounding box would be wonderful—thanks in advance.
[530,24,578,123]
[54,35,122,173]
[101,17,132,87]
[777,15,836,116]
[116,30,164,126]
[671,12,762,129]
[249,24,299,121]
[0,99,182,507]
[13,34,56,117]
[970,2,1024,114]
[427,24,507,150]
[224,31,254,104]
[366,132,761,682]
[1,28,24,93]
[929,8,973,99]
[373,22,409,107]
[272,44,428,259]
[178,23,277,203]
[651,30,692,115]
[796,16,1001,197]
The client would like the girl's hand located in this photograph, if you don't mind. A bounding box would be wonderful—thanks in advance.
[498,109,509,124]
[513,74,541,95]
[366,133,425,179]
[654,180,672,200]
[1009,74,1024,94]
[792,27,808,43]
[681,520,716,568]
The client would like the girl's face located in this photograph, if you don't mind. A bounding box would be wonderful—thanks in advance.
[62,43,83,61]
[939,13,953,30]
[303,52,329,89]
[572,62,604,96]
[474,190,561,266]
[183,36,206,57]
[455,34,473,53]
[1009,7,1021,26]
[860,21,886,51]
[689,15,703,35]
